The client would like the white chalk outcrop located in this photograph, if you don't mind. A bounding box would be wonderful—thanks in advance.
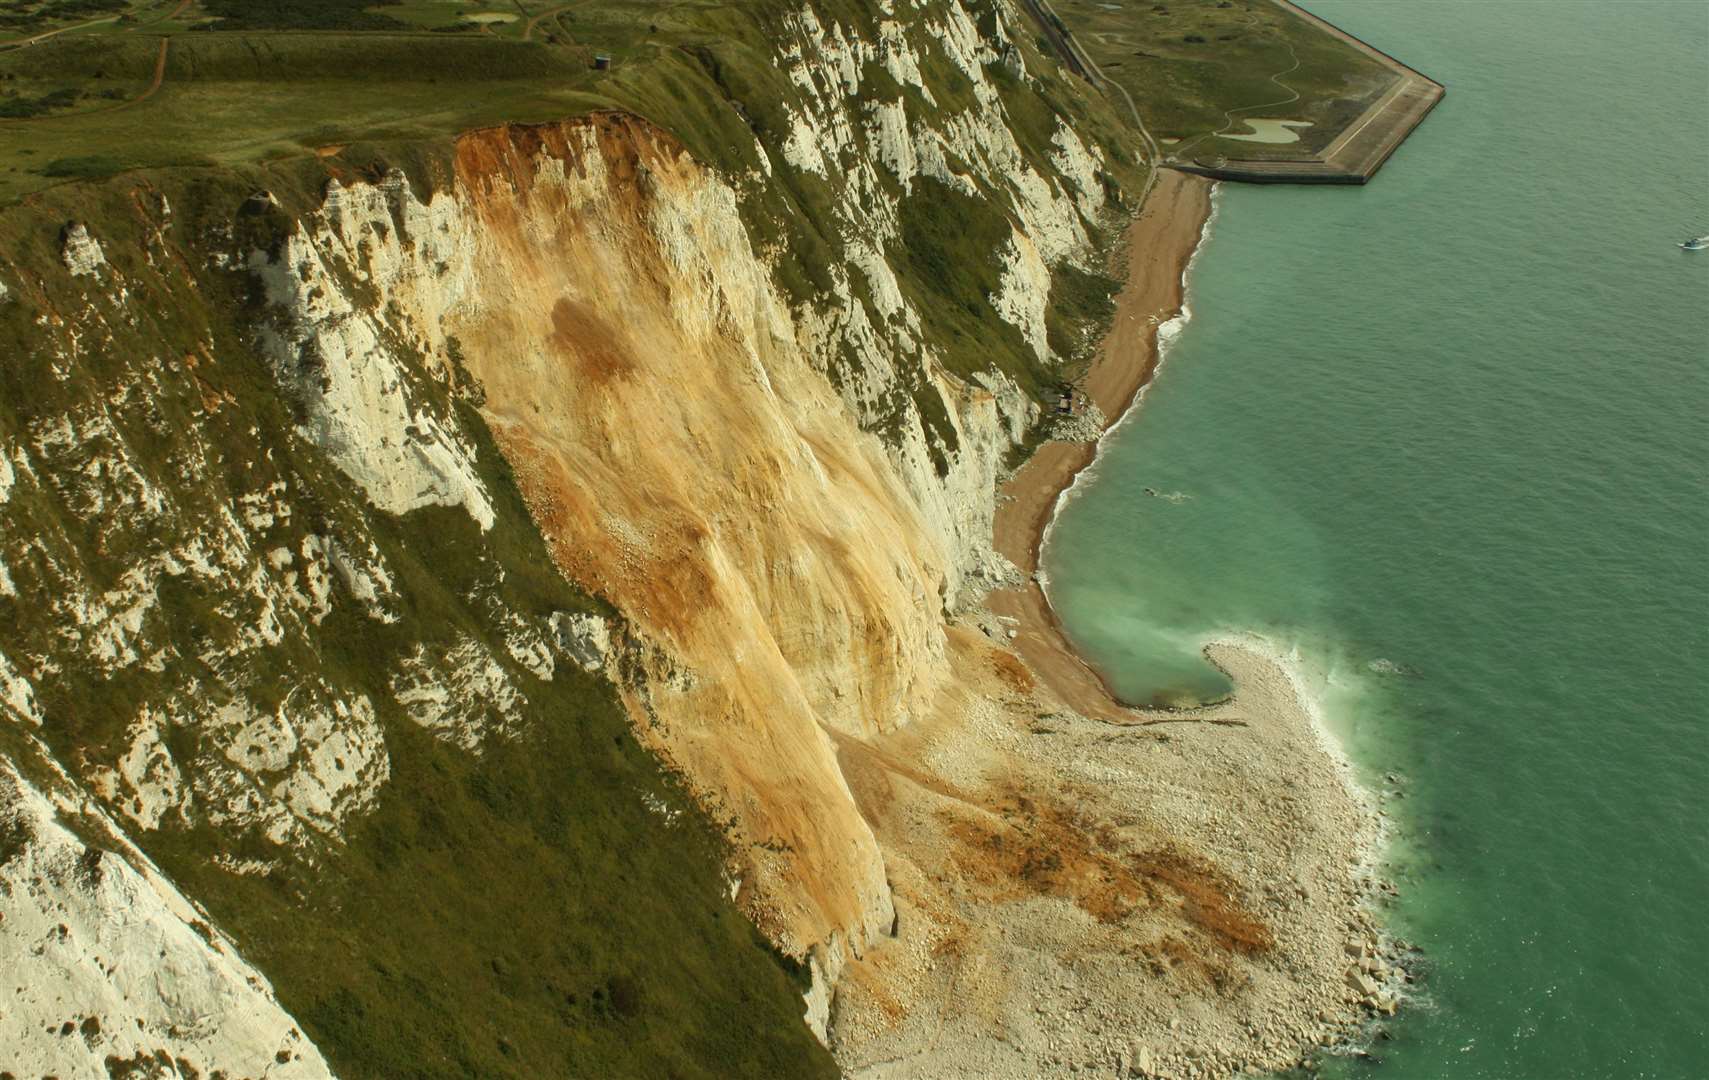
[0,0,1136,1057]
[250,197,496,532]
[61,222,106,277]
[993,227,1054,362]
[0,756,331,1078]
[391,635,524,751]
[1,647,41,725]
[551,611,612,673]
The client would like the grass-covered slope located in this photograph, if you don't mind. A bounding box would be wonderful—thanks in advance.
[0,165,835,1078]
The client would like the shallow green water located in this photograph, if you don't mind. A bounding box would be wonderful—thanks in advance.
[1042,2,1709,1076]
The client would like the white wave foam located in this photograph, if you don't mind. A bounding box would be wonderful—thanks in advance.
[1210,630,1427,1030]
[1205,631,1360,775]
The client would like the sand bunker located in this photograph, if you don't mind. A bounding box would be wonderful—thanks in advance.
[1224,119,1314,144]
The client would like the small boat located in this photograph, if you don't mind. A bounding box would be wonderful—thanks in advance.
[1681,235,1709,251]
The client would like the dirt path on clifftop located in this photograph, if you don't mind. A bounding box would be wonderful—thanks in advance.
[0,37,168,126]
[523,4,575,41]
[987,170,1212,722]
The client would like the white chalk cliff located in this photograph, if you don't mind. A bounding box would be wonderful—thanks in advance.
[0,0,1136,1071]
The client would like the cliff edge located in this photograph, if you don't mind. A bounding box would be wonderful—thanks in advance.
[0,1,1400,1076]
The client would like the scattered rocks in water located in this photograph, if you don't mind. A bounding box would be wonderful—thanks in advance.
[1141,486,1193,503]
[1345,970,1378,996]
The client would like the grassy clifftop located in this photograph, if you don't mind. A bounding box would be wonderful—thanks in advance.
[0,0,1142,406]
[1046,0,1399,152]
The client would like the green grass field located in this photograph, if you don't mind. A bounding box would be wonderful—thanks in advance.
[1051,0,1396,156]
[0,1,740,204]
[0,0,1402,205]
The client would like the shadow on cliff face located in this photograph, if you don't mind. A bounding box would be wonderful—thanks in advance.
[548,296,638,385]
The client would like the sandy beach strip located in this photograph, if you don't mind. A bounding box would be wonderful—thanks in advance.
[987,169,1213,722]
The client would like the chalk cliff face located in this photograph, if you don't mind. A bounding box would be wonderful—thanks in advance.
[761,0,1109,606]
[259,114,940,970]
[0,757,331,1077]
[0,0,1136,1072]
[257,87,1115,982]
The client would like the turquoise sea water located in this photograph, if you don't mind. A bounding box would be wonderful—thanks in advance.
[1042,2,1709,1076]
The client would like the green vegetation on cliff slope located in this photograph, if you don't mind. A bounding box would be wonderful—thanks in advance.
[0,170,836,1080]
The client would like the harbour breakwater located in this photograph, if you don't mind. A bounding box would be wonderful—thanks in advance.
[1166,0,1444,185]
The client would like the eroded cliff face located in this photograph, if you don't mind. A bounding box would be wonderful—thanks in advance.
[230,0,1131,983]
[0,0,1146,1072]
[255,102,1099,980]
[452,119,934,957]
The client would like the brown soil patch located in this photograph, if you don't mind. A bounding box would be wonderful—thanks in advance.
[548,296,636,383]
[989,649,1035,694]
[1132,844,1274,956]
[944,784,1271,953]
[947,809,1146,925]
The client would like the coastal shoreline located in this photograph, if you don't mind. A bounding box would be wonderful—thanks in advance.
[988,168,1215,722]
[936,168,1412,1076]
